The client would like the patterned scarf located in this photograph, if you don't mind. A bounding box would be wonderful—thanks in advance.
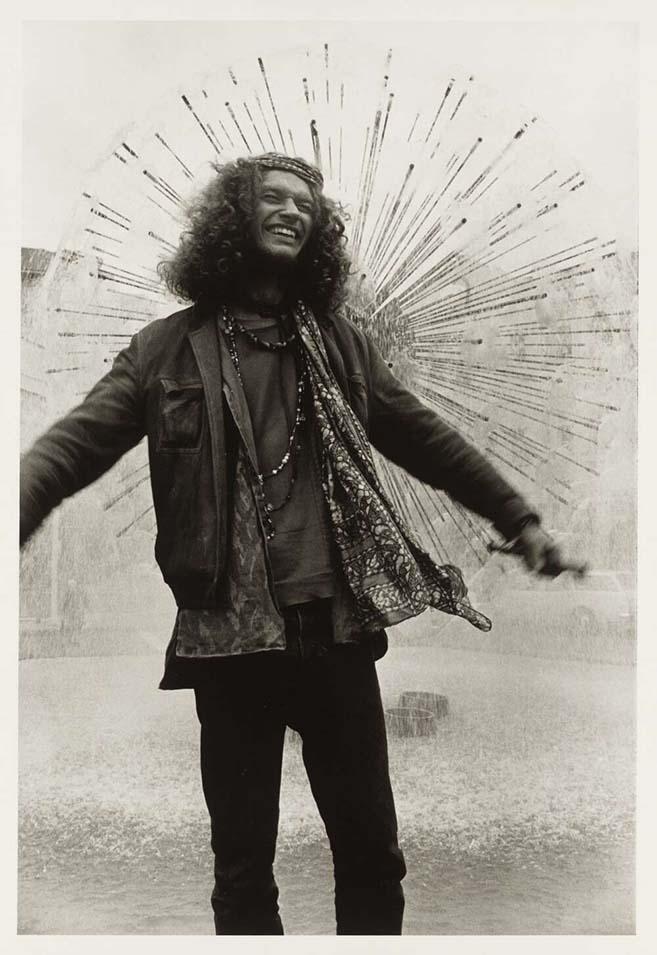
[294,302,491,633]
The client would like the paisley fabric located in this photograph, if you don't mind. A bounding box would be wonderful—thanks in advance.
[175,443,287,657]
[295,302,491,633]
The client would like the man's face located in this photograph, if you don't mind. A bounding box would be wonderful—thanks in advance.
[249,169,315,265]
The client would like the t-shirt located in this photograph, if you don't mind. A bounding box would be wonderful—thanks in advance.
[230,308,336,607]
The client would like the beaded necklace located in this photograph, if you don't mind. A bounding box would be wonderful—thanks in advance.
[222,307,306,540]
[230,312,297,351]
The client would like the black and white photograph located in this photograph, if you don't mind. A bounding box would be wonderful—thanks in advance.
[5,6,652,946]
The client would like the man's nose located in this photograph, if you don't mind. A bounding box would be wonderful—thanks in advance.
[280,197,301,216]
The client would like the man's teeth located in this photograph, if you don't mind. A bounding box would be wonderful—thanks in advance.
[270,227,297,238]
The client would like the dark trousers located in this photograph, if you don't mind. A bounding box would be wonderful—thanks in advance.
[193,602,406,935]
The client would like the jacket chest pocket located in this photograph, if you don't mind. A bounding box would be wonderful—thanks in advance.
[157,379,205,452]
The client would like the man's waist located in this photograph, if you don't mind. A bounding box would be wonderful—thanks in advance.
[282,598,334,660]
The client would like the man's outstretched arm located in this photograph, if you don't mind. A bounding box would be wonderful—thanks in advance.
[366,338,576,576]
[20,335,145,546]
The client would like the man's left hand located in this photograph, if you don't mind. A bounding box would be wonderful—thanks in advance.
[514,523,586,578]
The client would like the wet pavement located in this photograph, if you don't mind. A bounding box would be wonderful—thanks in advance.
[18,643,635,934]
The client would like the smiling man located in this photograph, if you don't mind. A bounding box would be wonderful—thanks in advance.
[250,167,315,258]
[20,153,569,936]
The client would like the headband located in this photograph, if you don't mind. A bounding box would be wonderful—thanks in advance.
[252,152,324,189]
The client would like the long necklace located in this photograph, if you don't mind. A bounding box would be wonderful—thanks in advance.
[229,311,296,352]
[223,307,306,540]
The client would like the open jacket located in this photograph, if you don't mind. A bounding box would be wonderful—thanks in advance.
[20,302,536,613]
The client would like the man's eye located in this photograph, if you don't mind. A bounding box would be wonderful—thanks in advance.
[261,193,280,202]
[298,203,313,213]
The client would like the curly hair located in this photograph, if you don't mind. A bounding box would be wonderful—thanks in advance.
[158,158,352,317]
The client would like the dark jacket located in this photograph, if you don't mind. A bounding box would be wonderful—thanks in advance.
[20,303,536,609]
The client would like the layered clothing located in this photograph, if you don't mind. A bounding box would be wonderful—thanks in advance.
[20,300,537,681]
